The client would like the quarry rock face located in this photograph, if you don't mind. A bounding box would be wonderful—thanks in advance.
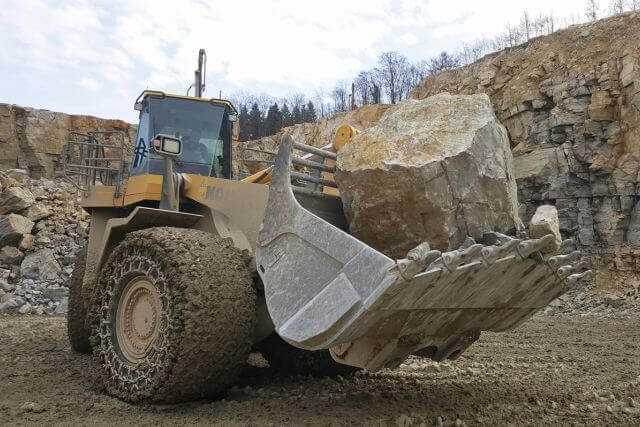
[410,12,640,278]
[0,104,134,178]
[335,93,522,258]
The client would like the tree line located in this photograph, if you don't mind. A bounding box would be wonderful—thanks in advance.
[233,0,637,141]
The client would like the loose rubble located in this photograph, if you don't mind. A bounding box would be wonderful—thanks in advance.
[0,169,87,315]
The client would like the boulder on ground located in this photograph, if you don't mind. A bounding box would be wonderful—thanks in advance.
[528,205,562,253]
[335,93,522,258]
[20,248,62,281]
[0,187,35,214]
[18,234,34,251]
[0,214,34,247]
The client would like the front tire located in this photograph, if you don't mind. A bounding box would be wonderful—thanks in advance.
[67,246,91,353]
[90,227,255,403]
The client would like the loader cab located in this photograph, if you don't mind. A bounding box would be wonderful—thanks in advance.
[130,91,237,179]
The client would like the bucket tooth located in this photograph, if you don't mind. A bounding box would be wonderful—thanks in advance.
[547,250,581,269]
[432,242,486,273]
[481,238,520,265]
[480,246,500,265]
[397,242,441,279]
[441,251,463,272]
[460,243,484,263]
[516,234,555,259]
[557,264,575,279]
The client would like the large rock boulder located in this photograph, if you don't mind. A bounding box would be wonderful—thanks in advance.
[335,93,522,258]
[0,187,35,214]
[0,214,34,247]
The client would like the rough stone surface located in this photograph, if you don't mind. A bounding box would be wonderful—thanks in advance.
[21,249,62,281]
[22,202,50,221]
[529,205,562,253]
[0,104,134,178]
[335,93,521,257]
[0,246,24,265]
[0,186,35,214]
[0,214,34,247]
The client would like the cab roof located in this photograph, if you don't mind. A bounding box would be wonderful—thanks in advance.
[135,90,237,114]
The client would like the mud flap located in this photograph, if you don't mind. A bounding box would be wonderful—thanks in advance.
[255,135,591,371]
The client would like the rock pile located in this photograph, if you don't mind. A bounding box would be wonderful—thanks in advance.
[0,169,88,315]
[335,93,522,258]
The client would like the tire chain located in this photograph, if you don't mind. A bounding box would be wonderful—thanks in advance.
[90,246,181,401]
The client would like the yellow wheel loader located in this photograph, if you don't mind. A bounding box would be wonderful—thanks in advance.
[63,50,590,403]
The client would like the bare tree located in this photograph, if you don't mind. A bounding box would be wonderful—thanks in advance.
[375,51,408,104]
[631,0,640,10]
[585,0,600,20]
[313,87,327,118]
[609,0,627,14]
[457,39,491,65]
[520,10,532,40]
[427,51,460,75]
[354,71,372,107]
[533,12,556,34]
[331,81,348,113]
[410,60,429,81]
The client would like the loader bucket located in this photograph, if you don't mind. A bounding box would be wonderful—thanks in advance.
[255,135,591,370]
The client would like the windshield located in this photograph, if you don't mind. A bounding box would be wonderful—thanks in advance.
[147,96,226,176]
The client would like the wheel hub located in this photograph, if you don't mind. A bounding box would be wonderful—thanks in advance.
[116,277,163,363]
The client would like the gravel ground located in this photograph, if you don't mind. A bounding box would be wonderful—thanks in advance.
[1,314,639,425]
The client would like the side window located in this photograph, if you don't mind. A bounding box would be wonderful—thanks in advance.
[130,108,151,176]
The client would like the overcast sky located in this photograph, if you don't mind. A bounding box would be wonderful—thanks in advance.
[1,0,591,122]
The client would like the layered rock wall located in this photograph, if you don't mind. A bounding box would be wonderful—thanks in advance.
[0,104,134,178]
[411,12,640,274]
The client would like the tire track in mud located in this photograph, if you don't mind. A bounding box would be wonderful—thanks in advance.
[0,314,639,425]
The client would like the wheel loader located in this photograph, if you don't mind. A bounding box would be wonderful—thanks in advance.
[63,50,591,403]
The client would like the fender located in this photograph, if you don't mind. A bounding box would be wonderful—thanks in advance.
[94,206,202,273]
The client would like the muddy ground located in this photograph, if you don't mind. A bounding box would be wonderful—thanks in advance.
[1,314,639,425]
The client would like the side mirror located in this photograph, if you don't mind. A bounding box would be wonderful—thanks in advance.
[151,134,182,157]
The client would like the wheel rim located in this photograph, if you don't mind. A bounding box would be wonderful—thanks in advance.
[115,276,163,363]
